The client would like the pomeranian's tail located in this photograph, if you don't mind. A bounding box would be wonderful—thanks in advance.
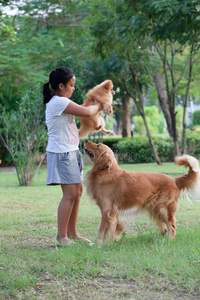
[175,155,200,201]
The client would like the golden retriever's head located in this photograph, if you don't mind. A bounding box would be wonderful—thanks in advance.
[84,141,116,170]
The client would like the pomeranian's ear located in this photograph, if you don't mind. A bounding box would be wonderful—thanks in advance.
[103,80,113,90]
[97,151,113,170]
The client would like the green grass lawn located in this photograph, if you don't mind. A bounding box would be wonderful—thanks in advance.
[0,159,200,299]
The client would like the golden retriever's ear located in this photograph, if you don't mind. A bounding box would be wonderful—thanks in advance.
[97,151,113,170]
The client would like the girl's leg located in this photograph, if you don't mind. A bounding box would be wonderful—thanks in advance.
[66,183,90,241]
[57,183,90,244]
[57,183,78,244]
[67,182,83,239]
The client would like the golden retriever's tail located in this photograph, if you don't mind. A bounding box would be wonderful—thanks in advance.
[175,155,200,201]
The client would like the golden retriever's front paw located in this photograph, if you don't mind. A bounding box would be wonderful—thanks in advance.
[97,238,104,246]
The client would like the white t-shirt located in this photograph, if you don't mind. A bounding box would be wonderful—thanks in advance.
[45,95,79,153]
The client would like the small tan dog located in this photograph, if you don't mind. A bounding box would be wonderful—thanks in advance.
[84,141,200,245]
[78,80,115,138]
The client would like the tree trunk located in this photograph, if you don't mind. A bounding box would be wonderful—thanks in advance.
[142,113,162,165]
[181,104,187,155]
[154,71,180,156]
[153,72,173,137]
[125,50,162,165]
[181,45,194,155]
[114,104,122,135]
[122,96,131,137]
[171,110,179,156]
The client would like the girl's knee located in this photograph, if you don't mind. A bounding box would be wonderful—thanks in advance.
[77,183,83,198]
[61,183,83,202]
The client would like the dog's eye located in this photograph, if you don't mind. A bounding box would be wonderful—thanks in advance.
[97,144,100,148]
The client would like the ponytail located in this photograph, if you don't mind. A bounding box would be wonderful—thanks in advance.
[43,66,75,104]
[43,82,53,104]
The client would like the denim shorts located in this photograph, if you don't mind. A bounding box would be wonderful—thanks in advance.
[46,150,83,185]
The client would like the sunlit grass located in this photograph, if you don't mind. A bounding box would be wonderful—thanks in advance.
[0,160,200,299]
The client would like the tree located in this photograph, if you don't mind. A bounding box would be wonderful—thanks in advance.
[131,0,200,155]
[85,0,162,164]
[0,0,89,111]
[152,41,197,156]
[85,0,200,157]
[0,85,47,186]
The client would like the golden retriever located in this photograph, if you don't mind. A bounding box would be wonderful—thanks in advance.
[79,80,115,138]
[84,141,200,244]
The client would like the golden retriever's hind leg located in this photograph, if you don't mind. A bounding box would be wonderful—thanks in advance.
[155,206,172,238]
[167,202,177,239]
[168,216,176,239]
[156,203,177,239]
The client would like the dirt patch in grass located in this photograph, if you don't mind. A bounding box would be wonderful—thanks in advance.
[12,275,200,300]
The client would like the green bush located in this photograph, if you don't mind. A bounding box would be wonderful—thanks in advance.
[0,144,12,165]
[113,137,154,163]
[185,133,200,157]
[112,137,174,163]
[0,85,47,185]
[133,106,166,136]
[102,134,200,163]
[79,136,129,153]
[192,109,200,126]
[2,129,200,165]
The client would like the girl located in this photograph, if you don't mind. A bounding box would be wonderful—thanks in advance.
[43,66,100,246]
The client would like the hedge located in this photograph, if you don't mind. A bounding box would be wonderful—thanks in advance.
[80,133,200,163]
[1,133,200,165]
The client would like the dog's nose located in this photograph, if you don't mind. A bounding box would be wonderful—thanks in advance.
[85,140,88,143]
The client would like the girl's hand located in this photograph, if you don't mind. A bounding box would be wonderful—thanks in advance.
[92,99,102,110]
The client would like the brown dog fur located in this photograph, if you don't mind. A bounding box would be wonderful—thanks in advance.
[84,141,200,244]
[79,80,115,138]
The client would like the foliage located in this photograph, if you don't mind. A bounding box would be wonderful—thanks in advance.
[132,116,144,136]
[81,132,200,163]
[131,0,200,155]
[133,106,166,136]
[0,10,16,46]
[113,136,174,163]
[133,0,200,46]
[105,115,115,130]
[0,85,47,186]
[83,133,200,163]
[185,132,200,157]
[0,0,89,110]
[1,0,200,159]
[192,109,200,125]
[85,0,163,164]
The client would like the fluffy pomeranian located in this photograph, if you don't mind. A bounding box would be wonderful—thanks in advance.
[78,80,115,138]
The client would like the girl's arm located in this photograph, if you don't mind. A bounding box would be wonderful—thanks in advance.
[63,101,101,117]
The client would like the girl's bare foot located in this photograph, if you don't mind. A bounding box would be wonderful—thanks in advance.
[56,236,75,245]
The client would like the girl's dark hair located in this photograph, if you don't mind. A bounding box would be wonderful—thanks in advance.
[43,66,75,104]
